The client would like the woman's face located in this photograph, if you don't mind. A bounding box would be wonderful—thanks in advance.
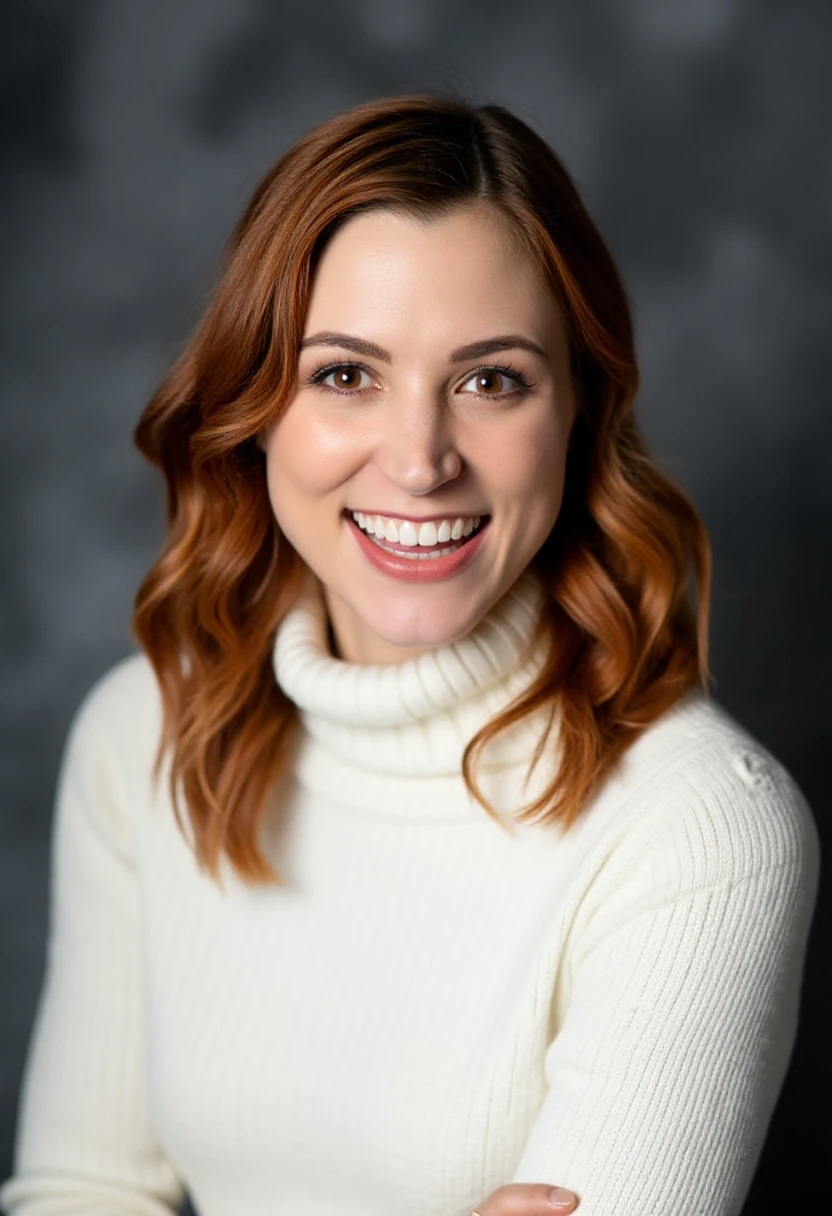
[264,203,576,664]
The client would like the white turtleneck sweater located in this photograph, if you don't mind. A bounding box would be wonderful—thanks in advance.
[1,573,820,1216]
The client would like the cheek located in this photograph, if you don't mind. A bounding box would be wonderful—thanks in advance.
[485,405,572,515]
[264,400,366,513]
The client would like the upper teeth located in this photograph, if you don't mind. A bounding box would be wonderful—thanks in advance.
[351,512,482,546]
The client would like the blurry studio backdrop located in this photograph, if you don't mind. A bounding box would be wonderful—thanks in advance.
[1,0,829,1212]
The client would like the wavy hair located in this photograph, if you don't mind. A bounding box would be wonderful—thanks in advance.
[133,94,711,884]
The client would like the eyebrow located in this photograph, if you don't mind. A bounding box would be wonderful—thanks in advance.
[298,331,550,363]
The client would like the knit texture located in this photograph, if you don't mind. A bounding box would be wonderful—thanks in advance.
[0,571,820,1216]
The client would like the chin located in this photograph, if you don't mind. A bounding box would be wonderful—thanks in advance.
[367,599,488,653]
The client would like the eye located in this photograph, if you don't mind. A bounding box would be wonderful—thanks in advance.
[308,362,376,395]
[458,365,533,398]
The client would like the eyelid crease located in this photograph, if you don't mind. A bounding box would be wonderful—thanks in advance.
[307,358,368,377]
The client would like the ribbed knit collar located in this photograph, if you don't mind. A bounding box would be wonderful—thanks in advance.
[272,570,552,785]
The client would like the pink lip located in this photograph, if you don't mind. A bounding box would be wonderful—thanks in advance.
[346,514,490,583]
[347,510,486,524]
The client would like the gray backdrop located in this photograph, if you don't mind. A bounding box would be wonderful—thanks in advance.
[1,1,829,1212]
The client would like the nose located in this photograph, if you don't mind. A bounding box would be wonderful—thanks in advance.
[374,394,462,495]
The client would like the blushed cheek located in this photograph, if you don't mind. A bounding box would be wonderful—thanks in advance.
[494,413,570,523]
[266,405,367,501]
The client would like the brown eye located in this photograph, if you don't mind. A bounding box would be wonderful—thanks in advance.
[312,363,374,394]
[475,371,505,394]
[459,367,527,398]
[333,367,362,390]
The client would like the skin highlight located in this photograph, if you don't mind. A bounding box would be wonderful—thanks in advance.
[263,203,577,664]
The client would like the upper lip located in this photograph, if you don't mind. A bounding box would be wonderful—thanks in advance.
[345,509,487,522]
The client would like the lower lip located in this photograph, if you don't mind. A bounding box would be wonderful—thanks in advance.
[346,516,490,583]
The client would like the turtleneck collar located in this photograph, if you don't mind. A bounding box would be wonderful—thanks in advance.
[272,570,555,792]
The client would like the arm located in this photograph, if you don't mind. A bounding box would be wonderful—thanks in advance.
[508,750,820,1216]
[0,666,185,1216]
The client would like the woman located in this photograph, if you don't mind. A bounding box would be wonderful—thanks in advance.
[0,95,819,1216]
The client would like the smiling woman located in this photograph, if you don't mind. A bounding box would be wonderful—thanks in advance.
[264,205,575,662]
[0,96,819,1216]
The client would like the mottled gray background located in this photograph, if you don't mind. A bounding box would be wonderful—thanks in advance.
[1,0,829,1212]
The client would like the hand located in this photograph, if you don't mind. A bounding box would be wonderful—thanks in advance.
[470,1183,579,1215]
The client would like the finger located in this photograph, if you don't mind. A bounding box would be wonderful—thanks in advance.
[472,1181,579,1214]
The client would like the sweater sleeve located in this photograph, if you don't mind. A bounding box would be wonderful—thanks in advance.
[0,664,186,1216]
[509,745,820,1216]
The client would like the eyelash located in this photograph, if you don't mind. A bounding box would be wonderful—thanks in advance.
[305,359,536,399]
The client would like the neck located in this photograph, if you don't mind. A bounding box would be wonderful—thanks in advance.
[321,583,436,665]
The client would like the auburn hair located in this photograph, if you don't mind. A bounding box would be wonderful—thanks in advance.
[133,94,711,885]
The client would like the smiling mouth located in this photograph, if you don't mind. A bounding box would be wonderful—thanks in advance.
[345,510,488,560]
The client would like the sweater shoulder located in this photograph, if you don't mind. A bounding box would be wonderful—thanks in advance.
[612,692,820,879]
[67,650,163,771]
[50,654,166,864]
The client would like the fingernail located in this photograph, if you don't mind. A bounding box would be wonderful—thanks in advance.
[549,1187,576,1209]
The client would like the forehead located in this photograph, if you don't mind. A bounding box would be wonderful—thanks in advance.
[303,204,562,348]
